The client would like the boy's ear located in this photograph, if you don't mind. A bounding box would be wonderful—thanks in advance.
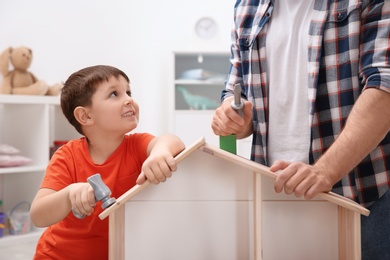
[74,106,93,126]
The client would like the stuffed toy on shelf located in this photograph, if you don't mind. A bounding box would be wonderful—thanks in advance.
[0,46,62,95]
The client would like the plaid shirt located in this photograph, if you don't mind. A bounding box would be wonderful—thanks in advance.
[222,0,390,207]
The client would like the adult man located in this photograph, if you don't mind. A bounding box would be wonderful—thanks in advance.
[211,1,390,258]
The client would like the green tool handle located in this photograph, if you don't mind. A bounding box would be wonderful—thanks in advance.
[220,84,243,154]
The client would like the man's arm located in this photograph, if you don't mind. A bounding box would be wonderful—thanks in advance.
[273,88,390,199]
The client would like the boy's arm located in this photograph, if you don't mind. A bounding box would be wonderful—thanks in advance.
[30,183,95,227]
[136,134,185,185]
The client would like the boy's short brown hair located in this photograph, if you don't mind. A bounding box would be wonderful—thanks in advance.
[61,65,129,135]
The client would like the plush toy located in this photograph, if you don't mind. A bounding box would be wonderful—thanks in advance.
[0,46,62,95]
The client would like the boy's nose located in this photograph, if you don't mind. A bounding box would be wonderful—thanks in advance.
[124,97,133,105]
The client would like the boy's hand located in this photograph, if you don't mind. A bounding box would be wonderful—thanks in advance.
[137,150,177,185]
[68,183,96,217]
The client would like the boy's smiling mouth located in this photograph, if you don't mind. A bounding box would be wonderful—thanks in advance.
[122,111,135,117]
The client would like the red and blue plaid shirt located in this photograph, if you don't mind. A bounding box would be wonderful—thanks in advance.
[222,0,390,207]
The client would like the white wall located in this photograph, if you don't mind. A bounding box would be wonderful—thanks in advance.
[0,0,234,135]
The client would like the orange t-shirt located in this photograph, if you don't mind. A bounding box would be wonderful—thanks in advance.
[34,133,154,260]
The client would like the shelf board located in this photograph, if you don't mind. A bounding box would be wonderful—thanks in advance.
[174,51,229,56]
[0,94,60,105]
[174,110,215,114]
[175,79,224,85]
[0,165,46,175]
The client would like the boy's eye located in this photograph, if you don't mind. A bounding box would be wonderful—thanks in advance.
[109,91,118,97]
[127,90,131,97]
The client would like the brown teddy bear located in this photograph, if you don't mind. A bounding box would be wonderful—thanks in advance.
[0,46,62,95]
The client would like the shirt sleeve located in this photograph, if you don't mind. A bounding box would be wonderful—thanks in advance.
[360,0,390,93]
[127,133,155,165]
[224,29,244,101]
[41,145,76,191]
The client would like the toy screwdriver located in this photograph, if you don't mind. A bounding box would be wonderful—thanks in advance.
[231,83,244,116]
[219,83,244,154]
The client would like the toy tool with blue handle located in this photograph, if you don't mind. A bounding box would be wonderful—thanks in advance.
[72,173,116,219]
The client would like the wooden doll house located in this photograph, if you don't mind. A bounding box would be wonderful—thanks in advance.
[99,137,369,260]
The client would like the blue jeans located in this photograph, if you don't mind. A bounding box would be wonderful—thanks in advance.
[361,189,390,260]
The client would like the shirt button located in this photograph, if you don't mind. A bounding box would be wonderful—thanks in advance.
[337,13,343,20]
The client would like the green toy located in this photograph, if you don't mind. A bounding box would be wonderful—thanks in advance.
[177,86,218,110]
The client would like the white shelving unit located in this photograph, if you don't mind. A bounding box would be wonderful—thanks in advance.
[0,94,80,249]
[171,51,251,158]
[171,51,229,148]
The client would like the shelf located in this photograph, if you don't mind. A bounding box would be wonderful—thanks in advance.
[0,94,60,105]
[0,165,46,175]
[174,110,215,114]
[0,93,80,224]
[174,50,230,56]
[175,79,225,85]
[172,51,229,145]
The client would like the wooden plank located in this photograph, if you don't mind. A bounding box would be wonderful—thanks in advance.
[254,174,263,260]
[109,206,125,260]
[199,143,370,217]
[338,207,361,260]
[100,137,206,220]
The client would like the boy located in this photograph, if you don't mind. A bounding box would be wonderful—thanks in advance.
[30,65,185,259]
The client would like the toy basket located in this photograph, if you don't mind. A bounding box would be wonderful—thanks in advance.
[8,201,31,235]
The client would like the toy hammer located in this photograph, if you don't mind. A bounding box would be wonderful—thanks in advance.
[72,173,116,219]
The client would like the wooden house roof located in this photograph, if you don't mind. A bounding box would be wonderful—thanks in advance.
[99,137,369,220]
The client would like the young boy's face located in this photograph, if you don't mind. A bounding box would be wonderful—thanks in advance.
[88,75,139,135]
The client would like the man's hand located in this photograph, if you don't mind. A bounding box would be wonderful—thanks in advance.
[211,98,253,139]
[271,160,333,200]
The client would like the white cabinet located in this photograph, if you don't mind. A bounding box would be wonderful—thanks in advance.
[0,94,79,247]
[171,51,230,148]
[171,51,251,158]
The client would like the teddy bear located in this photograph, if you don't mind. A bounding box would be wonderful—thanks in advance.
[0,46,62,95]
